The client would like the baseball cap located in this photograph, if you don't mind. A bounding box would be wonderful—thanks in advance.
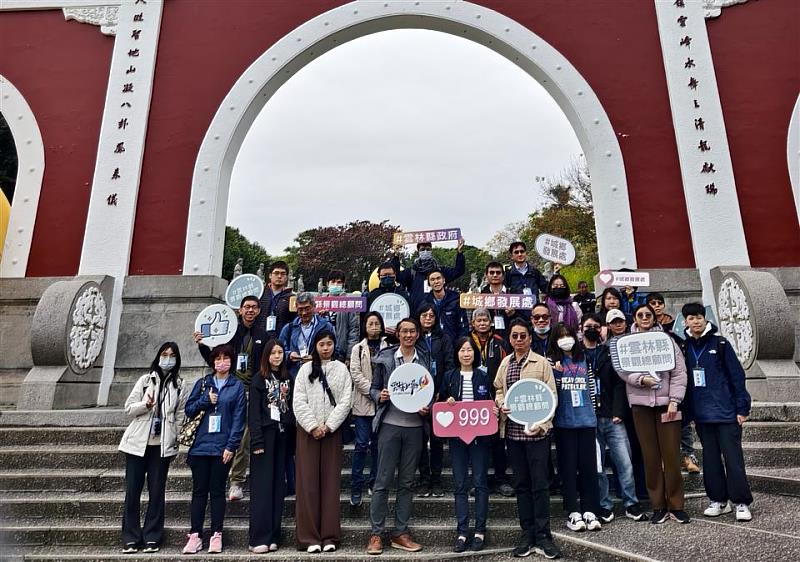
[606,309,626,323]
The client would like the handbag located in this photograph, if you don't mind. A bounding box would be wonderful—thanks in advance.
[177,377,207,448]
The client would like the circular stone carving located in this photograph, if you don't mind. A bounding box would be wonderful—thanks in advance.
[716,276,755,368]
[68,285,107,372]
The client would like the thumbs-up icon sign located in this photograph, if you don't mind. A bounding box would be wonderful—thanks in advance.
[200,312,230,338]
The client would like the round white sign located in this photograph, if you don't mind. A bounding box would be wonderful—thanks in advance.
[534,233,576,265]
[505,378,557,429]
[194,304,238,347]
[388,363,435,413]
[370,292,410,329]
[225,274,265,309]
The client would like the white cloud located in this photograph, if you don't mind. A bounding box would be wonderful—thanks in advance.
[229,29,581,255]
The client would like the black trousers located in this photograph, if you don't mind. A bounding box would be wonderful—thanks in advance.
[249,427,288,546]
[507,437,552,543]
[696,422,753,505]
[122,446,172,547]
[418,420,443,484]
[188,455,233,535]
[489,433,510,484]
[554,427,600,515]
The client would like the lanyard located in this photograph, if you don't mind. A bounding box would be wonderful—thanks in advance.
[299,317,317,349]
[690,343,709,365]
[267,288,287,316]
[424,333,433,354]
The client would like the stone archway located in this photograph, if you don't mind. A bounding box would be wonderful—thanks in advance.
[0,74,44,278]
[182,0,636,277]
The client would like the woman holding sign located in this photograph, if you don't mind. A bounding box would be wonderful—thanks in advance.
[618,304,689,525]
[182,345,247,555]
[293,330,352,553]
[547,323,602,533]
[441,337,496,552]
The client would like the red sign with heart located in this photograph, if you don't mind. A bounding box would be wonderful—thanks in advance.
[432,400,498,444]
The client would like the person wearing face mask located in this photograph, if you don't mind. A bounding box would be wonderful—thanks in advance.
[529,303,553,357]
[543,275,582,332]
[321,270,360,364]
[580,315,647,524]
[392,239,466,313]
[119,343,187,554]
[366,262,411,345]
[349,312,389,506]
[547,323,602,533]
[616,304,689,525]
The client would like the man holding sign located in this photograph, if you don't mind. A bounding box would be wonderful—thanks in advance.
[366,318,432,555]
[494,319,560,559]
[392,237,466,312]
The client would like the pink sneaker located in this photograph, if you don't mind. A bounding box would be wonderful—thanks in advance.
[208,532,223,554]
[182,532,202,554]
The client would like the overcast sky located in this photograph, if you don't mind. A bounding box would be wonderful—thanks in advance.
[229,29,581,256]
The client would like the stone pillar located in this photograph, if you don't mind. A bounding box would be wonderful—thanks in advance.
[17,277,113,409]
[711,267,800,401]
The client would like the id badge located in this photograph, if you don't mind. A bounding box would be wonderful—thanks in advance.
[693,368,706,387]
[237,353,249,372]
[423,280,431,293]
[571,390,584,408]
[270,404,281,422]
[299,345,309,358]
[151,417,162,436]
[266,315,277,332]
[523,287,532,296]
[208,414,221,433]
[493,315,505,330]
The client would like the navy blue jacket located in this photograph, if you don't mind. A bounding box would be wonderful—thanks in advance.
[279,315,334,378]
[393,252,465,312]
[185,374,247,456]
[440,368,494,403]
[416,328,455,397]
[423,289,469,343]
[682,324,751,424]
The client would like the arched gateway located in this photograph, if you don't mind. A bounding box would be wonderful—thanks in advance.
[0,0,797,408]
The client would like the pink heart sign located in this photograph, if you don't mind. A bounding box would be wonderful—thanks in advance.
[432,400,498,444]
[598,270,614,287]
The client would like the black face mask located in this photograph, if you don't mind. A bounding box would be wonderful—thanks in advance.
[583,328,601,342]
[550,287,569,299]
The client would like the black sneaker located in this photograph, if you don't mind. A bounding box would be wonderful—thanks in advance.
[625,503,648,521]
[670,510,691,524]
[142,543,159,553]
[419,486,432,498]
[599,507,615,523]
[471,535,485,551]
[453,536,468,553]
[512,532,533,557]
[651,508,669,524]
[533,537,561,560]
[122,544,138,554]
[432,484,444,498]
[499,482,515,497]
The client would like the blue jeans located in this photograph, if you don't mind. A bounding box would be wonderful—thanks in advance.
[596,417,639,510]
[351,415,377,495]
[451,438,490,535]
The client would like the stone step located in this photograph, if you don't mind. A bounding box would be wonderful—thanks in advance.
[741,421,800,442]
[748,402,800,422]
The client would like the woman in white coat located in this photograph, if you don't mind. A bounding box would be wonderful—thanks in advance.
[118,342,187,554]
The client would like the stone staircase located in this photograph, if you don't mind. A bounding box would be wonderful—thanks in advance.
[0,404,799,561]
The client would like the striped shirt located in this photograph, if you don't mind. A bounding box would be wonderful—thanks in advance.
[461,372,474,402]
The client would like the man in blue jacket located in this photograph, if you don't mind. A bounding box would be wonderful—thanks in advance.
[278,292,333,378]
[681,302,753,522]
[504,241,553,322]
[392,238,466,312]
[423,269,469,342]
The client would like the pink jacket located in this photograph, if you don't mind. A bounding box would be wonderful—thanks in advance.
[617,337,688,407]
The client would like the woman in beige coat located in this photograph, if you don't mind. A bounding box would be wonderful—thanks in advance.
[349,311,389,506]
[118,342,187,554]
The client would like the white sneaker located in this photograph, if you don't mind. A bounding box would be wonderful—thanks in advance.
[583,512,602,531]
[567,512,586,531]
[703,501,732,517]
[307,545,322,553]
[228,484,243,501]
[322,544,336,552]
[735,503,752,521]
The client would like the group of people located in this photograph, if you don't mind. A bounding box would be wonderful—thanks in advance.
[118,240,754,559]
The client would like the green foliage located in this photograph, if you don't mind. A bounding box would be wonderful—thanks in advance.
[288,220,398,291]
[222,226,272,281]
[0,113,18,202]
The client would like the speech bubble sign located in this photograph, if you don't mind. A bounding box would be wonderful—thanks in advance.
[370,292,411,329]
[596,270,650,288]
[432,400,498,443]
[393,228,462,246]
[534,233,576,265]
[388,363,435,413]
[225,274,265,309]
[609,331,676,379]
[504,378,557,431]
[194,304,238,347]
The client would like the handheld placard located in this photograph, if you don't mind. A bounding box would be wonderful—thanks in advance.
[608,331,676,383]
[504,378,557,433]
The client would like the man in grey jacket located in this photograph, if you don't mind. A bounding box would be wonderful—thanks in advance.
[366,317,432,556]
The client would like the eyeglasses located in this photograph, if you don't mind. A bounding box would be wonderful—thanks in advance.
[241,305,259,311]
[510,333,529,340]
[398,329,417,335]
[636,312,653,319]
[512,249,526,255]
[532,314,551,321]
[487,271,503,276]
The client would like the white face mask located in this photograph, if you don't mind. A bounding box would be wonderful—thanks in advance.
[557,337,575,351]
[159,357,176,372]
